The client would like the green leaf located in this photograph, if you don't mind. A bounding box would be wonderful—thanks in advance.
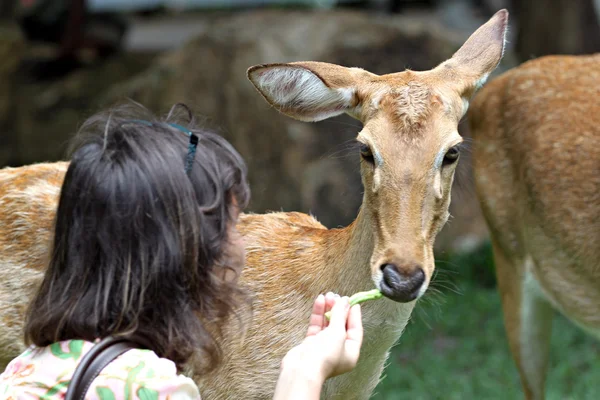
[49,340,84,360]
[96,387,117,400]
[144,368,155,379]
[137,387,159,400]
[125,361,145,400]
[68,340,84,359]
[40,380,70,399]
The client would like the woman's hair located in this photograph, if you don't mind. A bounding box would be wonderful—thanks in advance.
[23,102,250,372]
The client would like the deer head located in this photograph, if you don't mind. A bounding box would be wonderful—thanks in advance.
[247,10,508,303]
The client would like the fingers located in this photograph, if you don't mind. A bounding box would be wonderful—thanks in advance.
[306,294,326,337]
[327,296,350,330]
[343,339,361,372]
[346,304,363,346]
[324,292,337,328]
[341,304,363,371]
[325,292,336,310]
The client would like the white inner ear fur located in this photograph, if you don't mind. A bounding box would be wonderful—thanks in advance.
[500,23,508,60]
[253,67,355,122]
[461,97,470,118]
[475,72,490,91]
[463,72,491,117]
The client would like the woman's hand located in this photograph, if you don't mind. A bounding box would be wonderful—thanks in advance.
[273,293,363,400]
[292,292,363,378]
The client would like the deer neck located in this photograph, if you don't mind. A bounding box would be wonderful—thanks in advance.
[321,205,416,326]
[322,205,376,296]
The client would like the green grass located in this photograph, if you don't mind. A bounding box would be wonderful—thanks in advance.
[371,244,600,400]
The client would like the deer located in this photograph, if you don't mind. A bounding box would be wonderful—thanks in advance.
[470,54,600,400]
[0,10,508,399]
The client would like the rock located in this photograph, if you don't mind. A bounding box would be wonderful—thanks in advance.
[102,9,509,252]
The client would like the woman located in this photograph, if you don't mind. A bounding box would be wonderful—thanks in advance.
[0,103,362,399]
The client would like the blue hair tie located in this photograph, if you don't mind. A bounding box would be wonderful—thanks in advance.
[125,119,199,175]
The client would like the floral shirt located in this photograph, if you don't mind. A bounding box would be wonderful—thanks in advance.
[0,340,201,400]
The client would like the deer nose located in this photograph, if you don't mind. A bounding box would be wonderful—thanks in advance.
[379,263,425,303]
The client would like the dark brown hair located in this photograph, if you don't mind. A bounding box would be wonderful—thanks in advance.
[23,102,250,372]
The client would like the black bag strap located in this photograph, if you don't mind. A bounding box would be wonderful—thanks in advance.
[65,337,140,400]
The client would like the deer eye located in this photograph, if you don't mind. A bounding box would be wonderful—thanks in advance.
[443,145,460,166]
[359,143,375,164]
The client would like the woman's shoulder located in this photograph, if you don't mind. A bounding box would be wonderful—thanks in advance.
[0,340,201,400]
[99,345,201,400]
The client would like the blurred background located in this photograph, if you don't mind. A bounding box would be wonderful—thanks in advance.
[0,0,598,398]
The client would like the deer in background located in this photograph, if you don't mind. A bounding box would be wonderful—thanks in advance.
[0,11,508,399]
[470,54,600,400]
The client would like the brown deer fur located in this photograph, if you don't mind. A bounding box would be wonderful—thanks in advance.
[470,54,600,400]
[0,11,509,399]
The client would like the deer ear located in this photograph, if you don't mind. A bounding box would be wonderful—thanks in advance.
[437,9,509,97]
[247,62,358,122]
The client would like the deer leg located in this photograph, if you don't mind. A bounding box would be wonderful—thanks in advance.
[492,239,553,400]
